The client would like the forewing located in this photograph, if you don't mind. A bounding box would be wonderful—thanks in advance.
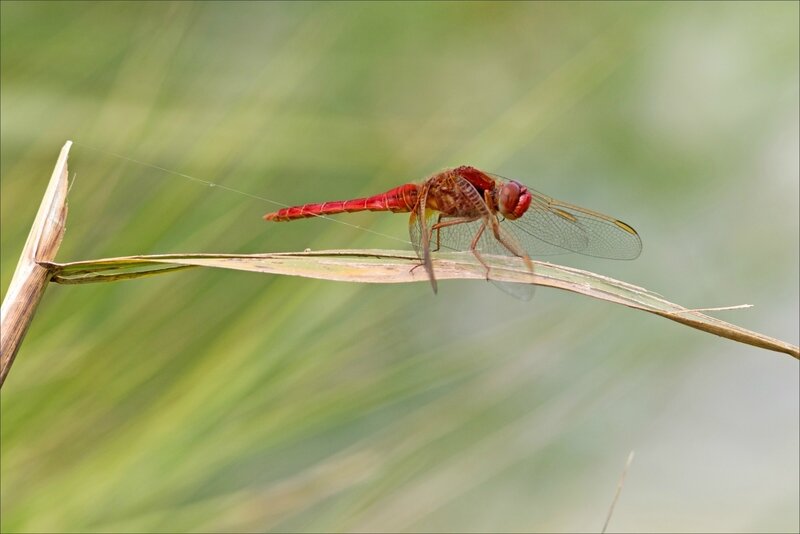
[511,189,642,260]
[498,218,577,257]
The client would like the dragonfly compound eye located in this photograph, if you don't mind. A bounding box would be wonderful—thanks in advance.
[499,180,531,220]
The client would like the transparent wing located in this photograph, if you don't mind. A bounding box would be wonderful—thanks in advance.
[408,207,433,260]
[431,216,516,257]
[498,218,580,257]
[510,189,642,260]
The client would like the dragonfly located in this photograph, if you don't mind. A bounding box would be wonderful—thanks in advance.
[263,165,642,298]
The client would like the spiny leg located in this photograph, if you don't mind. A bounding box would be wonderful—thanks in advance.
[429,216,483,255]
[421,215,488,277]
[489,216,534,274]
[426,215,494,280]
[432,214,444,252]
[468,222,492,281]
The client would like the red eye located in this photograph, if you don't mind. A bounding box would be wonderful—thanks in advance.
[498,181,530,219]
[499,181,520,215]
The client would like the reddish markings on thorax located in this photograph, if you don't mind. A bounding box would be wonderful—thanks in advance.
[452,165,496,193]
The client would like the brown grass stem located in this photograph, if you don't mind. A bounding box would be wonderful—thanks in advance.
[0,141,71,387]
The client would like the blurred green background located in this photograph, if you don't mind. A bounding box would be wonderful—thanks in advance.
[1,2,798,532]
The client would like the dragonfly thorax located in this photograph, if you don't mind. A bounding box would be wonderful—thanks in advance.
[497,180,532,220]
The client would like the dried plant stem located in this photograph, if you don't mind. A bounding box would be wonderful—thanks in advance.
[602,450,635,533]
[0,141,71,387]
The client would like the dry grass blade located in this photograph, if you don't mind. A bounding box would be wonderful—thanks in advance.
[1,141,71,386]
[602,451,635,534]
[43,249,799,359]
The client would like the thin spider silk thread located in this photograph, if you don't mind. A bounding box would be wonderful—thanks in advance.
[71,141,414,248]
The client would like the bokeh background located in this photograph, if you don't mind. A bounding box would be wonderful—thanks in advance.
[1,2,798,532]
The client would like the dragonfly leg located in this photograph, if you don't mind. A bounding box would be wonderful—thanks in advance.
[409,262,427,275]
[467,223,492,280]
[416,214,483,281]
[488,217,534,273]
[429,216,493,279]
[429,216,479,253]
[410,215,476,277]
[432,214,444,252]
[430,216,480,232]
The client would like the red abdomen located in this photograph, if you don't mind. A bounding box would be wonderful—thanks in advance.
[263,183,419,222]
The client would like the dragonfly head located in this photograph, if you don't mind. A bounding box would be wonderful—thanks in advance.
[498,180,531,220]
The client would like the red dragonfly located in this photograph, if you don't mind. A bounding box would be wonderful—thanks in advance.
[263,166,641,298]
